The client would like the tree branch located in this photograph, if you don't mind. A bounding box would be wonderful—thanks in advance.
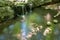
[33,0,60,9]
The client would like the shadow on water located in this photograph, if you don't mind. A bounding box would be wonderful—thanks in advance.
[0,24,16,40]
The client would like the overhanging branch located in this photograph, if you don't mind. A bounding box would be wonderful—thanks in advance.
[33,0,60,9]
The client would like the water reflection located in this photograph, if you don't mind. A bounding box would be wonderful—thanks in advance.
[54,27,60,40]
[0,20,60,40]
[0,34,5,40]
[21,15,27,40]
[21,21,27,40]
[3,24,14,40]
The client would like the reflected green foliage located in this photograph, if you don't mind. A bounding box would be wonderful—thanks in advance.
[27,12,44,25]
[0,6,14,19]
[13,21,21,34]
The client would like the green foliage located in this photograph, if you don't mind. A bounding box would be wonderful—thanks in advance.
[0,6,14,21]
[27,13,44,25]
[13,21,21,34]
[0,0,14,22]
[28,0,52,7]
[0,0,14,6]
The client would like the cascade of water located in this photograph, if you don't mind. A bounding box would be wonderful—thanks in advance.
[21,5,27,40]
[21,3,33,40]
[21,17,27,40]
[29,3,33,13]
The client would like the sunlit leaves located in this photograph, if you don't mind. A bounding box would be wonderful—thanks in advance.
[0,0,14,6]
[0,6,14,21]
[29,0,52,7]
